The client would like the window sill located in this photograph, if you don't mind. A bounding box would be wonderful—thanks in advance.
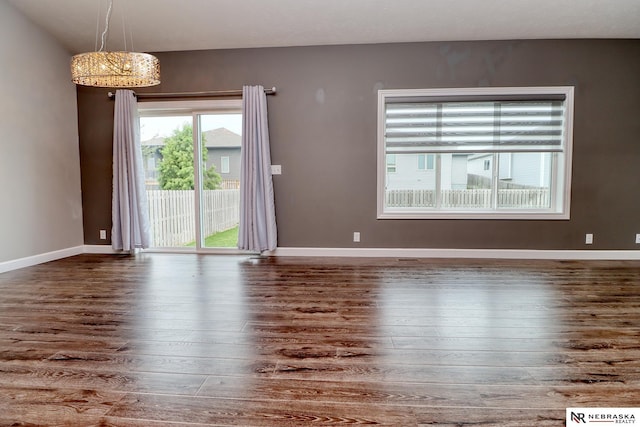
[377,209,570,220]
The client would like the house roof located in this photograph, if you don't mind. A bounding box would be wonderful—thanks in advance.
[8,0,640,55]
[203,128,241,148]
[141,136,165,147]
[141,128,241,149]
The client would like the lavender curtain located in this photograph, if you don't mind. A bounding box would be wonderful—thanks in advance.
[238,85,277,252]
[111,89,150,251]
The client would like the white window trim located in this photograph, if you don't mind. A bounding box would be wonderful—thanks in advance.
[138,99,242,116]
[377,86,574,220]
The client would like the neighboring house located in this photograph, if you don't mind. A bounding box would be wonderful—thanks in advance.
[141,136,164,188]
[386,153,468,191]
[388,152,550,191]
[141,127,241,189]
[203,128,242,182]
[467,152,551,188]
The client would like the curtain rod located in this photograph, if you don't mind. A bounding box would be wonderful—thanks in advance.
[107,87,276,100]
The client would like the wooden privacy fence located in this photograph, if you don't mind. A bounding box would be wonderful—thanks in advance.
[146,189,240,247]
[386,188,550,209]
[220,180,240,190]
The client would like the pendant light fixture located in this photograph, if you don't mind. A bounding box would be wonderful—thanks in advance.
[70,0,160,88]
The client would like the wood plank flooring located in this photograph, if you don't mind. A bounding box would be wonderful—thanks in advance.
[0,253,638,426]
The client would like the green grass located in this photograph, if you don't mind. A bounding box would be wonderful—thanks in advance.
[185,226,239,248]
[204,226,239,247]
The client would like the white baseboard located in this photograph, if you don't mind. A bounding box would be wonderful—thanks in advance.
[267,247,640,260]
[2,245,638,274]
[83,245,119,254]
[83,246,252,255]
[0,246,84,274]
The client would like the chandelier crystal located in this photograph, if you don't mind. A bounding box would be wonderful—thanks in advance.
[71,51,160,88]
[70,0,160,88]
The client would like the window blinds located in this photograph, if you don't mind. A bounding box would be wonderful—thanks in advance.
[385,99,566,154]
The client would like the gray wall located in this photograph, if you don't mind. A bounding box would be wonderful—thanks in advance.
[78,40,640,250]
[208,148,241,182]
[0,1,83,263]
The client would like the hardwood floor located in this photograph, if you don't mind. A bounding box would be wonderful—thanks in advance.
[0,253,638,426]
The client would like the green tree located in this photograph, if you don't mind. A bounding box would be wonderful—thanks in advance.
[158,124,222,190]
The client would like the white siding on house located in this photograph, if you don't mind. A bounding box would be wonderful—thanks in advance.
[467,154,492,180]
[440,154,453,190]
[468,153,551,188]
[387,153,469,191]
[510,153,551,187]
[386,154,437,190]
[450,155,468,190]
[499,153,512,180]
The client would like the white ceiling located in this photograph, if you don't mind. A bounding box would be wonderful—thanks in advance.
[8,0,640,54]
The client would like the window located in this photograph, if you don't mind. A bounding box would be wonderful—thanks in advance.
[386,154,397,173]
[377,86,574,219]
[221,156,230,174]
[417,154,435,170]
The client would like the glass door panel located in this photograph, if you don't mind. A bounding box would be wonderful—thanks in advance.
[140,115,197,248]
[139,100,242,251]
[196,113,242,248]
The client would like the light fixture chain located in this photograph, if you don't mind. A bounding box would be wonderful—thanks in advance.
[122,12,127,52]
[94,0,101,51]
[126,1,134,52]
[99,0,114,52]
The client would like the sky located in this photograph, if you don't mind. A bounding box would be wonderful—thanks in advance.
[140,114,242,141]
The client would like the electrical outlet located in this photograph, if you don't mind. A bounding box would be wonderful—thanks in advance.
[100,229,107,240]
[636,234,640,244]
[585,233,593,245]
[271,165,282,175]
[353,232,361,243]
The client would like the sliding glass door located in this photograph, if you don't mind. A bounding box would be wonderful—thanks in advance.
[195,113,242,249]
[139,100,242,250]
